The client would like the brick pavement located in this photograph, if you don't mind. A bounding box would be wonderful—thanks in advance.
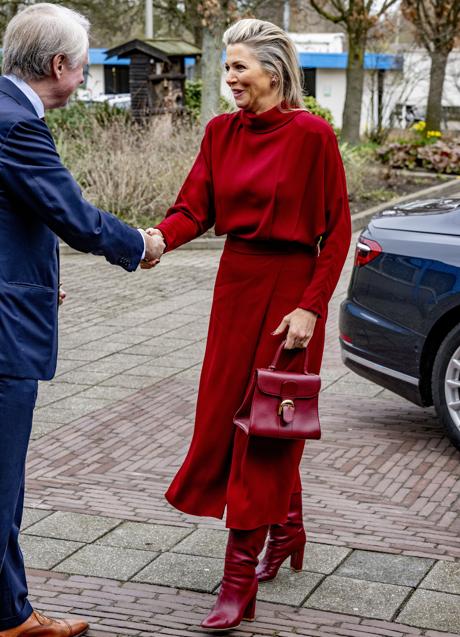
[20,236,460,636]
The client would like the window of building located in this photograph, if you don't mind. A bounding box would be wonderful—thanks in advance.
[302,67,316,98]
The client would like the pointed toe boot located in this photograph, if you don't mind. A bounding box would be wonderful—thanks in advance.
[201,525,268,632]
[256,492,306,582]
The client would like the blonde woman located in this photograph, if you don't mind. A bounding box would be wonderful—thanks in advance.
[151,18,351,631]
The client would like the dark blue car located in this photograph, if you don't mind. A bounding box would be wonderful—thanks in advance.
[340,197,460,450]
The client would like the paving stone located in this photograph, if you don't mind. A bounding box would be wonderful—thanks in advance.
[172,529,228,558]
[54,544,156,581]
[281,542,351,575]
[97,522,192,551]
[35,382,89,407]
[55,395,112,411]
[101,375,158,389]
[54,358,83,375]
[419,560,460,594]
[133,552,223,592]
[124,337,192,357]
[336,550,434,586]
[21,507,53,530]
[304,575,412,620]
[33,406,81,424]
[322,379,382,397]
[56,370,116,385]
[77,385,135,401]
[173,366,202,383]
[258,570,324,606]
[24,511,121,542]
[397,589,460,633]
[125,364,179,379]
[20,535,83,569]
[31,419,68,439]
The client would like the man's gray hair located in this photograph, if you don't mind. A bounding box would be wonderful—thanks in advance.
[2,3,90,80]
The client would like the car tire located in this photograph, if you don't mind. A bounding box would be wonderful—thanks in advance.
[432,324,460,451]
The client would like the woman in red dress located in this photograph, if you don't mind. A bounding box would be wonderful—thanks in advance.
[150,18,351,632]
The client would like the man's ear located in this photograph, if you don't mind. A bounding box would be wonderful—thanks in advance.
[51,53,66,78]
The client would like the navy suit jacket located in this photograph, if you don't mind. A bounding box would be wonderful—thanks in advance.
[0,77,144,380]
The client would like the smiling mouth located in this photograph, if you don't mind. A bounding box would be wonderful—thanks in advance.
[232,90,244,97]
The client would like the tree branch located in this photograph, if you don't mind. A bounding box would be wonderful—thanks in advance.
[310,0,345,24]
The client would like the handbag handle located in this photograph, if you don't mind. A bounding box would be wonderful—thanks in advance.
[269,340,309,374]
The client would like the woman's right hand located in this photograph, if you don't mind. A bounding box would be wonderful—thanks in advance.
[145,228,164,239]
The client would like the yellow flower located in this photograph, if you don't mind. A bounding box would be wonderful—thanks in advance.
[412,121,426,132]
[427,130,442,138]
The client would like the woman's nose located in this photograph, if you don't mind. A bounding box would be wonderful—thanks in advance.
[226,69,236,84]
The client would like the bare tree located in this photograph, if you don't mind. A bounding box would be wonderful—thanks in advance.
[402,0,460,131]
[0,1,144,46]
[309,0,400,144]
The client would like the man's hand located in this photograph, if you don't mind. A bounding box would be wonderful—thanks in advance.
[58,285,66,306]
[140,230,165,269]
[272,308,318,350]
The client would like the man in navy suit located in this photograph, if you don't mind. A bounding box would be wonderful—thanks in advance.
[0,4,165,636]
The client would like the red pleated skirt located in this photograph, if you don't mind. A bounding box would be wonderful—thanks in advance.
[165,235,327,529]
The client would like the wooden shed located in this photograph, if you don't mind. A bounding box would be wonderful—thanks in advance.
[105,38,201,122]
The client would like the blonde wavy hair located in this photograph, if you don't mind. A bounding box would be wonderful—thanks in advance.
[223,18,305,110]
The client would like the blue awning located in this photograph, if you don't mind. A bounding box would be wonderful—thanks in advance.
[89,48,130,66]
[298,51,403,70]
[87,48,402,71]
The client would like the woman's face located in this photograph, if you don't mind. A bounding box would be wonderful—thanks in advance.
[225,43,280,114]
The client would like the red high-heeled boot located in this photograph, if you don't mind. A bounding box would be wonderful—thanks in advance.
[256,492,306,582]
[201,525,268,632]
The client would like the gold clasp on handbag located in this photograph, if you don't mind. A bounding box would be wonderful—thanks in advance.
[278,399,294,416]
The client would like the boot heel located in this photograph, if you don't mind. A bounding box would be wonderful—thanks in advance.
[290,545,305,572]
[243,594,256,621]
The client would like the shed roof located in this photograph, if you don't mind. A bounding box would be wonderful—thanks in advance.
[105,38,201,62]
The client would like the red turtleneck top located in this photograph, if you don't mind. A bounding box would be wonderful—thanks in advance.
[156,105,351,318]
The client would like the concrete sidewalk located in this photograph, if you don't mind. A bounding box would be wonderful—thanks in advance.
[24,236,460,636]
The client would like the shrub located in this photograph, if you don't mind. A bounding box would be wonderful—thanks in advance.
[184,80,202,121]
[46,100,130,139]
[184,80,233,121]
[54,113,202,228]
[303,96,334,127]
[339,143,368,200]
[377,140,460,174]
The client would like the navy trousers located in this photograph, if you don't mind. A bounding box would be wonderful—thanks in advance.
[0,377,37,630]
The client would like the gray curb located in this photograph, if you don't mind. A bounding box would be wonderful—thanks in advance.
[59,175,460,255]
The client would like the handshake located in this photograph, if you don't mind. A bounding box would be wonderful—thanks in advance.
[140,227,166,270]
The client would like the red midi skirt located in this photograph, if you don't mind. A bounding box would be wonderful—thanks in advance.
[165,236,327,529]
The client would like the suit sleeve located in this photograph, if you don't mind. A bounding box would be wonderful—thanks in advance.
[155,121,215,251]
[0,118,144,271]
[298,130,351,317]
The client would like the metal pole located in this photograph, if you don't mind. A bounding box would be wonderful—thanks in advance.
[283,0,290,31]
[145,0,153,39]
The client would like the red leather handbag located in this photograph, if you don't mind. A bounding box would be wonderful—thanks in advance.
[233,341,321,440]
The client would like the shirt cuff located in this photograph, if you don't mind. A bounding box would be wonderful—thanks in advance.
[137,229,146,260]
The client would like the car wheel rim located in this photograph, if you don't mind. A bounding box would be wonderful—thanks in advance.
[444,345,460,433]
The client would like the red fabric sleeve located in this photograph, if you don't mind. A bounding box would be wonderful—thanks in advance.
[298,132,351,318]
[155,122,215,251]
